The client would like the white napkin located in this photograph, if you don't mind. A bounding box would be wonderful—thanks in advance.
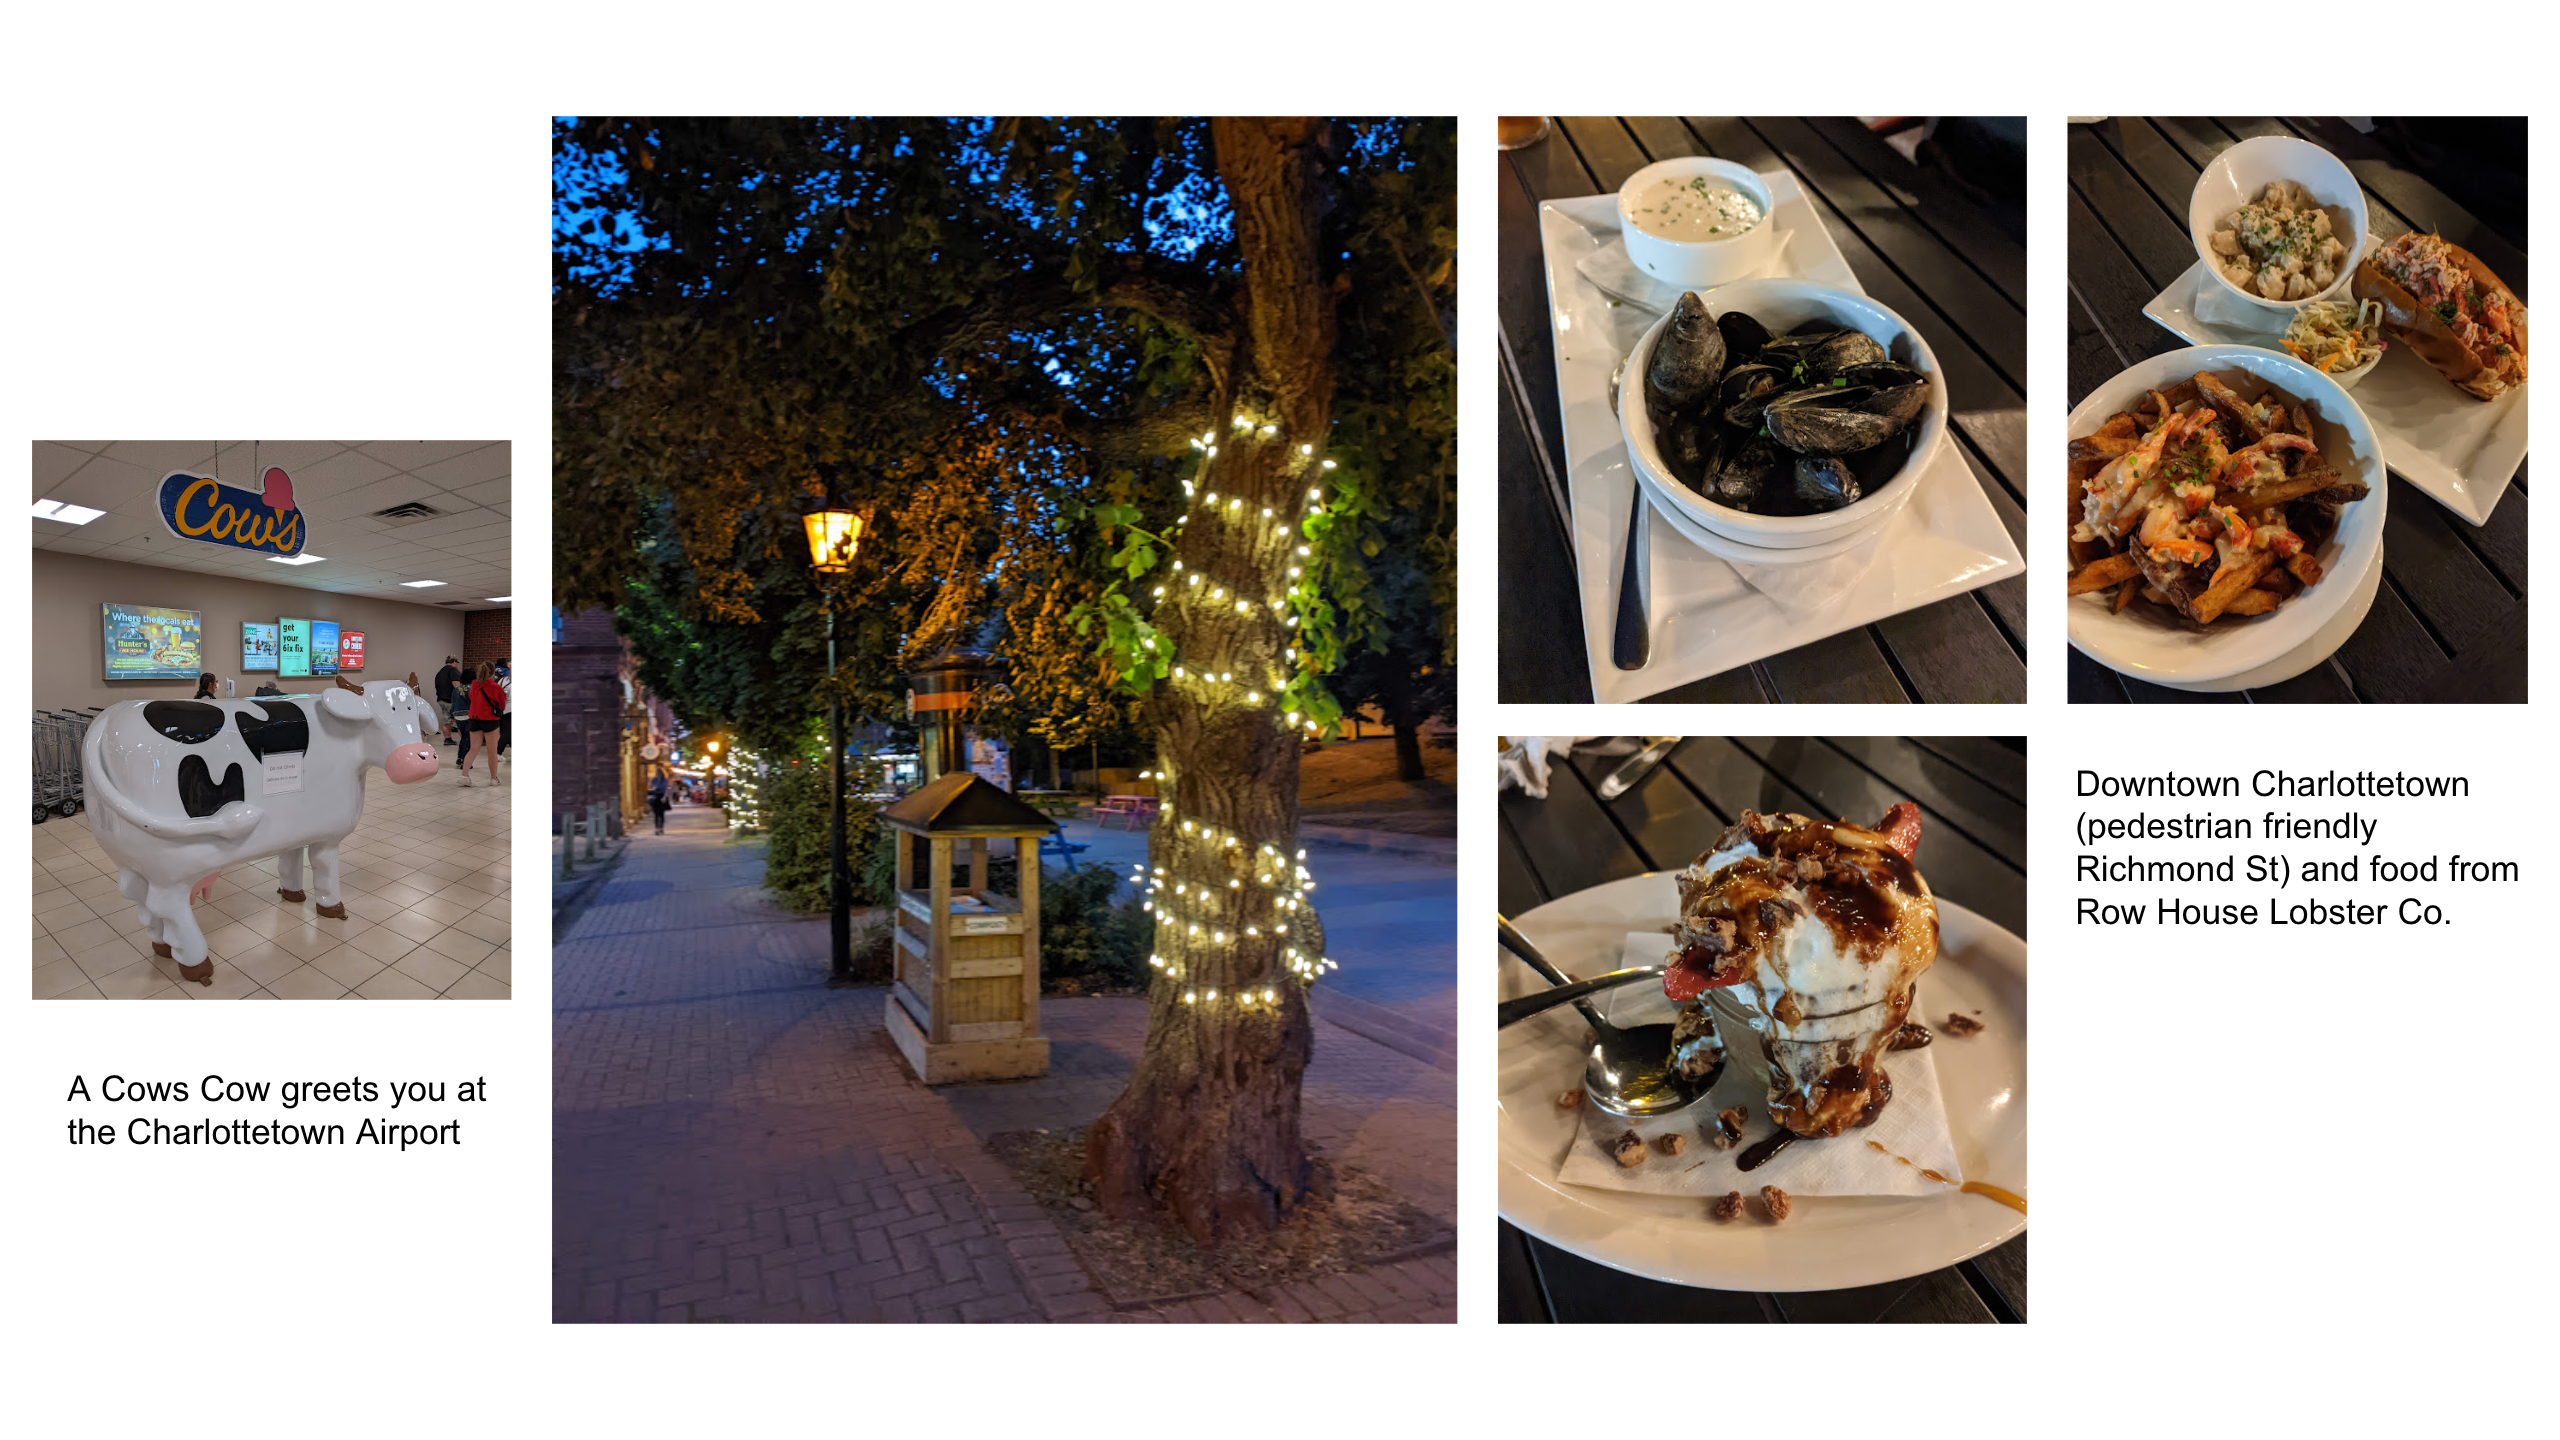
[1496,736,1642,798]
[1716,514,1894,616]
[1553,931,1963,1198]
[1573,231,1798,317]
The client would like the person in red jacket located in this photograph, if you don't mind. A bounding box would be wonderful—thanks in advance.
[458,661,507,787]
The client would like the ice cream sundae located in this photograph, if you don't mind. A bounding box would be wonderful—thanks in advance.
[1663,803,1938,1139]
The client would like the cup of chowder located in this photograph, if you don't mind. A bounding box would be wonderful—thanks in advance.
[1617,157,1778,288]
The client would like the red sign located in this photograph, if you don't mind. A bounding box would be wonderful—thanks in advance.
[341,631,366,669]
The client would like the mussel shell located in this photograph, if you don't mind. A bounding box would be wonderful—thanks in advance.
[1761,328,1890,382]
[1657,412,1726,490]
[1857,382,1929,429]
[1707,436,1784,509]
[1836,362,1927,391]
[1716,363,1789,429]
[1646,292,1728,408]
[1791,456,1863,512]
[1763,386,1907,456]
[1715,309,1776,360]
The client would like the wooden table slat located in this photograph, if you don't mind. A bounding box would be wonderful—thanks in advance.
[2065,640,2133,703]
[1561,745,1728,873]
[2067,123,2198,290]
[1776,1265,1997,1324]
[1803,117,2028,308]
[1499,764,1649,900]
[1496,1220,1556,1323]
[1757,626,1913,705]
[1497,366,1594,702]
[1553,116,1653,193]
[2324,576,2454,702]
[1497,146,1585,486]
[1903,736,2026,799]
[1522,1231,1772,1323]
[1967,1234,2029,1321]
[1497,807,1552,917]
[1636,664,1775,706]
[2379,475,2526,636]
[1823,735,2027,860]
[1869,601,2026,705]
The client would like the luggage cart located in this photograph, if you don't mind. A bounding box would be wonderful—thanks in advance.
[33,707,100,824]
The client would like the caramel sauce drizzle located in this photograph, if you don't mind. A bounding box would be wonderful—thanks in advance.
[1864,1140,2028,1214]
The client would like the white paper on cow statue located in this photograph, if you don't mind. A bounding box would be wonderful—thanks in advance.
[81,671,441,985]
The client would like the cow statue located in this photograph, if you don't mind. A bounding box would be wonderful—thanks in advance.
[80,672,442,985]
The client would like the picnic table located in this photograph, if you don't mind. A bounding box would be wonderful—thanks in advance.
[1498,735,2026,1323]
[1499,117,2028,703]
[2068,117,2528,703]
[1093,794,1157,830]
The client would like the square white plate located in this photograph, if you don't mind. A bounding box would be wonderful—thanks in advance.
[2144,260,2525,526]
[1536,186,2024,703]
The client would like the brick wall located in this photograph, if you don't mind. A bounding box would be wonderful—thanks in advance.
[553,607,631,828]
[463,608,511,671]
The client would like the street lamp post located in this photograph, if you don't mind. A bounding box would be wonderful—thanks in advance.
[804,508,865,988]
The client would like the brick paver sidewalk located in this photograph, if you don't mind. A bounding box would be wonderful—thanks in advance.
[553,803,1454,1323]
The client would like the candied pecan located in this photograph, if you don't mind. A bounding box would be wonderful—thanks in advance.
[1760,1185,1793,1222]
[1708,1106,1746,1150]
[1653,1132,1687,1157]
[1943,1012,1984,1037]
[1711,1191,1744,1222]
[1611,1131,1647,1168]
[1556,1088,1584,1110]
[1792,855,1825,882]
[1889,1022,1933,1050]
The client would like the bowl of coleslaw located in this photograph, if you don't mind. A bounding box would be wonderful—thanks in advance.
[2280,298,2386,390]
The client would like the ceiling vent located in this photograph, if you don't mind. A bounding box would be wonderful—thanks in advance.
[371,501,443,526]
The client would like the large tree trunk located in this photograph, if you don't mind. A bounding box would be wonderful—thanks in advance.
[1085,118,1336,1245]
[1381,661,1425,783]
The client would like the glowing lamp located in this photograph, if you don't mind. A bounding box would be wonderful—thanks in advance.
[803,508,864,576]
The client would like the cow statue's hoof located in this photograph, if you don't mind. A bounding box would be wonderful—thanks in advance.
[152,941,172,959]
[177,959,214,986]
[277,888,307,903]
[315,902,347,920]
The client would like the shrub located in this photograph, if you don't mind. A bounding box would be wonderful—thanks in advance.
[760,756,888,913]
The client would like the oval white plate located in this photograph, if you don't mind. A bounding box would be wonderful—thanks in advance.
[2065,344,2386,685]
[1498,872,2026,1293]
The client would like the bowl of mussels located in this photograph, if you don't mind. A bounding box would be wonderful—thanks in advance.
[1622,279,1947,552]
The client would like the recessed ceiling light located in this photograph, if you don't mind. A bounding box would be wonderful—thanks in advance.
[484,596,512,602]
[399,579,447,588]
[269,553,327,566]
[32,499,105,525]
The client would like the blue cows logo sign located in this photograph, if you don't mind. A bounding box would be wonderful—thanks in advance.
[156,467,305,558]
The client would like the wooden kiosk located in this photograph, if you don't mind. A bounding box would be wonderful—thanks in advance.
[879,772,1059,1083]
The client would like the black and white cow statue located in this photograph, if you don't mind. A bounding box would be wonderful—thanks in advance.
[80,672,442,985]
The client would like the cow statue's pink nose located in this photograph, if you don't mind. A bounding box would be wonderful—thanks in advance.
[385,745,440,784]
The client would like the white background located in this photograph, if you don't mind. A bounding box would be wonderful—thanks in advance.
[3,3,2551,1434]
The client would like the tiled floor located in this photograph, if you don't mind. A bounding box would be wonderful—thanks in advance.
[32,745,512,1000]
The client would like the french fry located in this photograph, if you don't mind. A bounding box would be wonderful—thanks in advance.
[2113,577,2140,614]
[2142,586,2171,605]
[2221,589,2282,617]
[2288,550,2324,587]
[2068,553,2140,595]
[2191,550,2276,624]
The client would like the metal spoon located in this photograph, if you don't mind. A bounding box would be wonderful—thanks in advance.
[1608,357,1649,670]
[1497,916,1711,1118]
[1497,963,1664,1028]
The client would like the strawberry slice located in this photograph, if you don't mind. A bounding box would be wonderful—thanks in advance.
[1663,943,1749,1003]
[1875,801,1922,861]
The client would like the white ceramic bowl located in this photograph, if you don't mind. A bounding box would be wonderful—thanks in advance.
[1620,278,1950,551]
[2189,135,2369,317]
[1631,441,1921,566]
[1616,157,1777,288]
[2065,344,2386,685]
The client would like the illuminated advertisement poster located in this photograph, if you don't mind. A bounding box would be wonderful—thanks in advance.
[103,603,203,681]
[340,630,365,670]
[311,620,340,675]
[279,618,312,678]
[242,621,279,671]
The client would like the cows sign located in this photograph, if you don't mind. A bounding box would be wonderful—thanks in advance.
[156,467,305,559]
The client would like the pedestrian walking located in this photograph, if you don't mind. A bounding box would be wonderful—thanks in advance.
[495,658,513,760]
[457,662,507,786]
[647,770,672,834]
[433,655,463,747]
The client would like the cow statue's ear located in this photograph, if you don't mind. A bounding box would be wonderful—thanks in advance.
[334,673,366,694]
[407,671,421,691]
[319,688,371,722]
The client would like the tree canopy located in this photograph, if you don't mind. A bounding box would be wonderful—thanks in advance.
[553,117,1454,759]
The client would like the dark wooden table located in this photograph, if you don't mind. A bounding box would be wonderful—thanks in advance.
[1498,735,2027,1324]
[2068,116,2528,702]
[1499,117,2028,703]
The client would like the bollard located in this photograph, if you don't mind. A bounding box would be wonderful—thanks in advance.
[558,811,576,879]
[588,802,607,858]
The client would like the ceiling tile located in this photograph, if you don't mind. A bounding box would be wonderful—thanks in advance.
[416,447,512,491]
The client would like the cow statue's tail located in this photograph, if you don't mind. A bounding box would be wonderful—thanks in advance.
[82,705,264,841]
